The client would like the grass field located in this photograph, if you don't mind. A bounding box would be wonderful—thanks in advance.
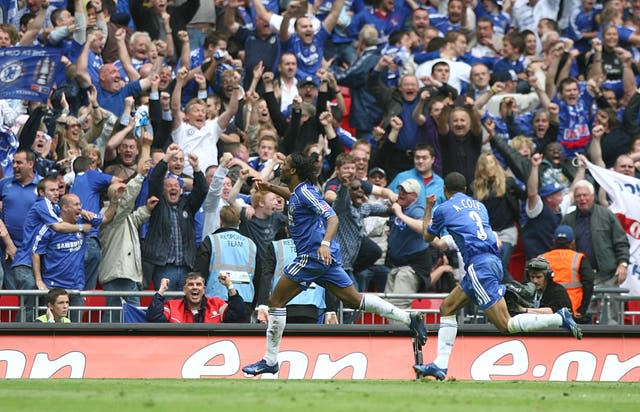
[1,380,638,412]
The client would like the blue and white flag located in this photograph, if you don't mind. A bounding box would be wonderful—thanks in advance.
[0,47,64,103]
[0,123,18,177]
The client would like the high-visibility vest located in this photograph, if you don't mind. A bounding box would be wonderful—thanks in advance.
[272,239,325,309]
[543,249,585,314]
[207,232,257,303]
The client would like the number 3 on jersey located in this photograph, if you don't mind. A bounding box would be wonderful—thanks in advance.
[469,211,488,240]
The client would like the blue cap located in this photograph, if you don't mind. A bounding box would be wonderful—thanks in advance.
[539,183,563,198]
[554,225,574,243]
[300,75,319,87]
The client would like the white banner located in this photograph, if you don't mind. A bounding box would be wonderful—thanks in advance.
[585,160,640,295]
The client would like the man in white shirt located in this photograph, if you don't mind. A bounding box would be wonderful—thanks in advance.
[170,67,241,177]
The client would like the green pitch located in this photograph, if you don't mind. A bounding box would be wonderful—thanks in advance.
[1,380,638,412]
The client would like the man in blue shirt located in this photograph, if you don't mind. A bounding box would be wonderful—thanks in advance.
[32,193,103,322]
[414,172,583,381]
[279,0,344,80]
[242,152,427,377]
[12,177,91,321]
[385,178,432,308]
[388,144,445,207]
[70,156,119,290]
[0,149,40,289]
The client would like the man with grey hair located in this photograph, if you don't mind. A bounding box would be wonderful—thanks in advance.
[333,24,382,141]
[561,180,630,323]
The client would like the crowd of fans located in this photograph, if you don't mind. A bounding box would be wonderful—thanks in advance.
[0,0,637,324]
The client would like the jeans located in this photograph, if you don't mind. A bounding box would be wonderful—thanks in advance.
[355,265,390,293]
[101,278,141,323]
[500,242,515,283]
[13,265,36,321]
[324,40,357,69]
[152,264,189,292]
[84,237,101,290]
[187,28,207,50]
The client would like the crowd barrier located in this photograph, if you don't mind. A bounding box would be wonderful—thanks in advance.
[1,288,638,325]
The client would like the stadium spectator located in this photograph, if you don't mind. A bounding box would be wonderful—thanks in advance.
[146,272,246,323]
[228,169,287,314]
[36,288,71,323]
[542,225,594,322]
[0,149,40,288]
[32,193,103,322]
[11,177,89,321]
[143,144,207,291]
[195,205,256,322]
[561,180,630,324]
[388,144,445,208]
[99,136,159,321]
[70,155,120,290]
[385,178,431,309]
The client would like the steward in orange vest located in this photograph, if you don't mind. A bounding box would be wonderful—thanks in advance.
[542,225,594,323]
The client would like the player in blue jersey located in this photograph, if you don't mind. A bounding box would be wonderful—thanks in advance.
[413,172,582,381]
[242,152,427,377]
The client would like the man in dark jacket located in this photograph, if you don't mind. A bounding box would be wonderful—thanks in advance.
[143,144,207,291]
[333,24,383,141]
[561,180,630,324]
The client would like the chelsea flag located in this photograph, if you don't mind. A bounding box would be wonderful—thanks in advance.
[0,47,63,103]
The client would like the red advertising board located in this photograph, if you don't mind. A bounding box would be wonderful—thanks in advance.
[0,335,638,380]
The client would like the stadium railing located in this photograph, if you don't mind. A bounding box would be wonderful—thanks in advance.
[1,288,637,325]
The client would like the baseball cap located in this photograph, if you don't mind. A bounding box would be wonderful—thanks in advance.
[368,167,386,178]
[398,179,421,194]
[526,256,551,272]
[539,183,563,198]
[553,225,574,244]
[300,75,319,88]
[492,69,518,83]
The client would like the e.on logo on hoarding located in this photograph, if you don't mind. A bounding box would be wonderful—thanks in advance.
[0,350,86,378]
[181,341,368,379]
[0,335,639,380]
[467,340,640,381]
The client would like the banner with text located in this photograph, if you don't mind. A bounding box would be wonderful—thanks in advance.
[0,47,63,103]
[0,335,638,380]
[585,160,640,295]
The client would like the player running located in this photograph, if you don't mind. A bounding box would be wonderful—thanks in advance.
[414,172,582,380]
[242,152,426,376]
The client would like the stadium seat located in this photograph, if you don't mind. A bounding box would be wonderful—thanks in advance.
[411,298,444,324]
[0,295,19,322]
[82,296,106,323]
[624,301,640,325]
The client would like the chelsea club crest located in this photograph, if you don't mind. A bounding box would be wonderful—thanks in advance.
[0,62,23,84]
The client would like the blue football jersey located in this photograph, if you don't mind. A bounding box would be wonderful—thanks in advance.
[287,181,340,261]
[428,192,499,267]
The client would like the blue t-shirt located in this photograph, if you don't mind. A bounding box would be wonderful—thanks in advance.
[33,215,102,289]
[288,181,340,260]
[96,80,142,117]
[70,170,113,214]
[70,169,113,237]
[387,200,429,262]
[284,27,331,80]
[12,197,61,268]
[388,169,445,207]
[0,175,40,248]
[428,192,499,268]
